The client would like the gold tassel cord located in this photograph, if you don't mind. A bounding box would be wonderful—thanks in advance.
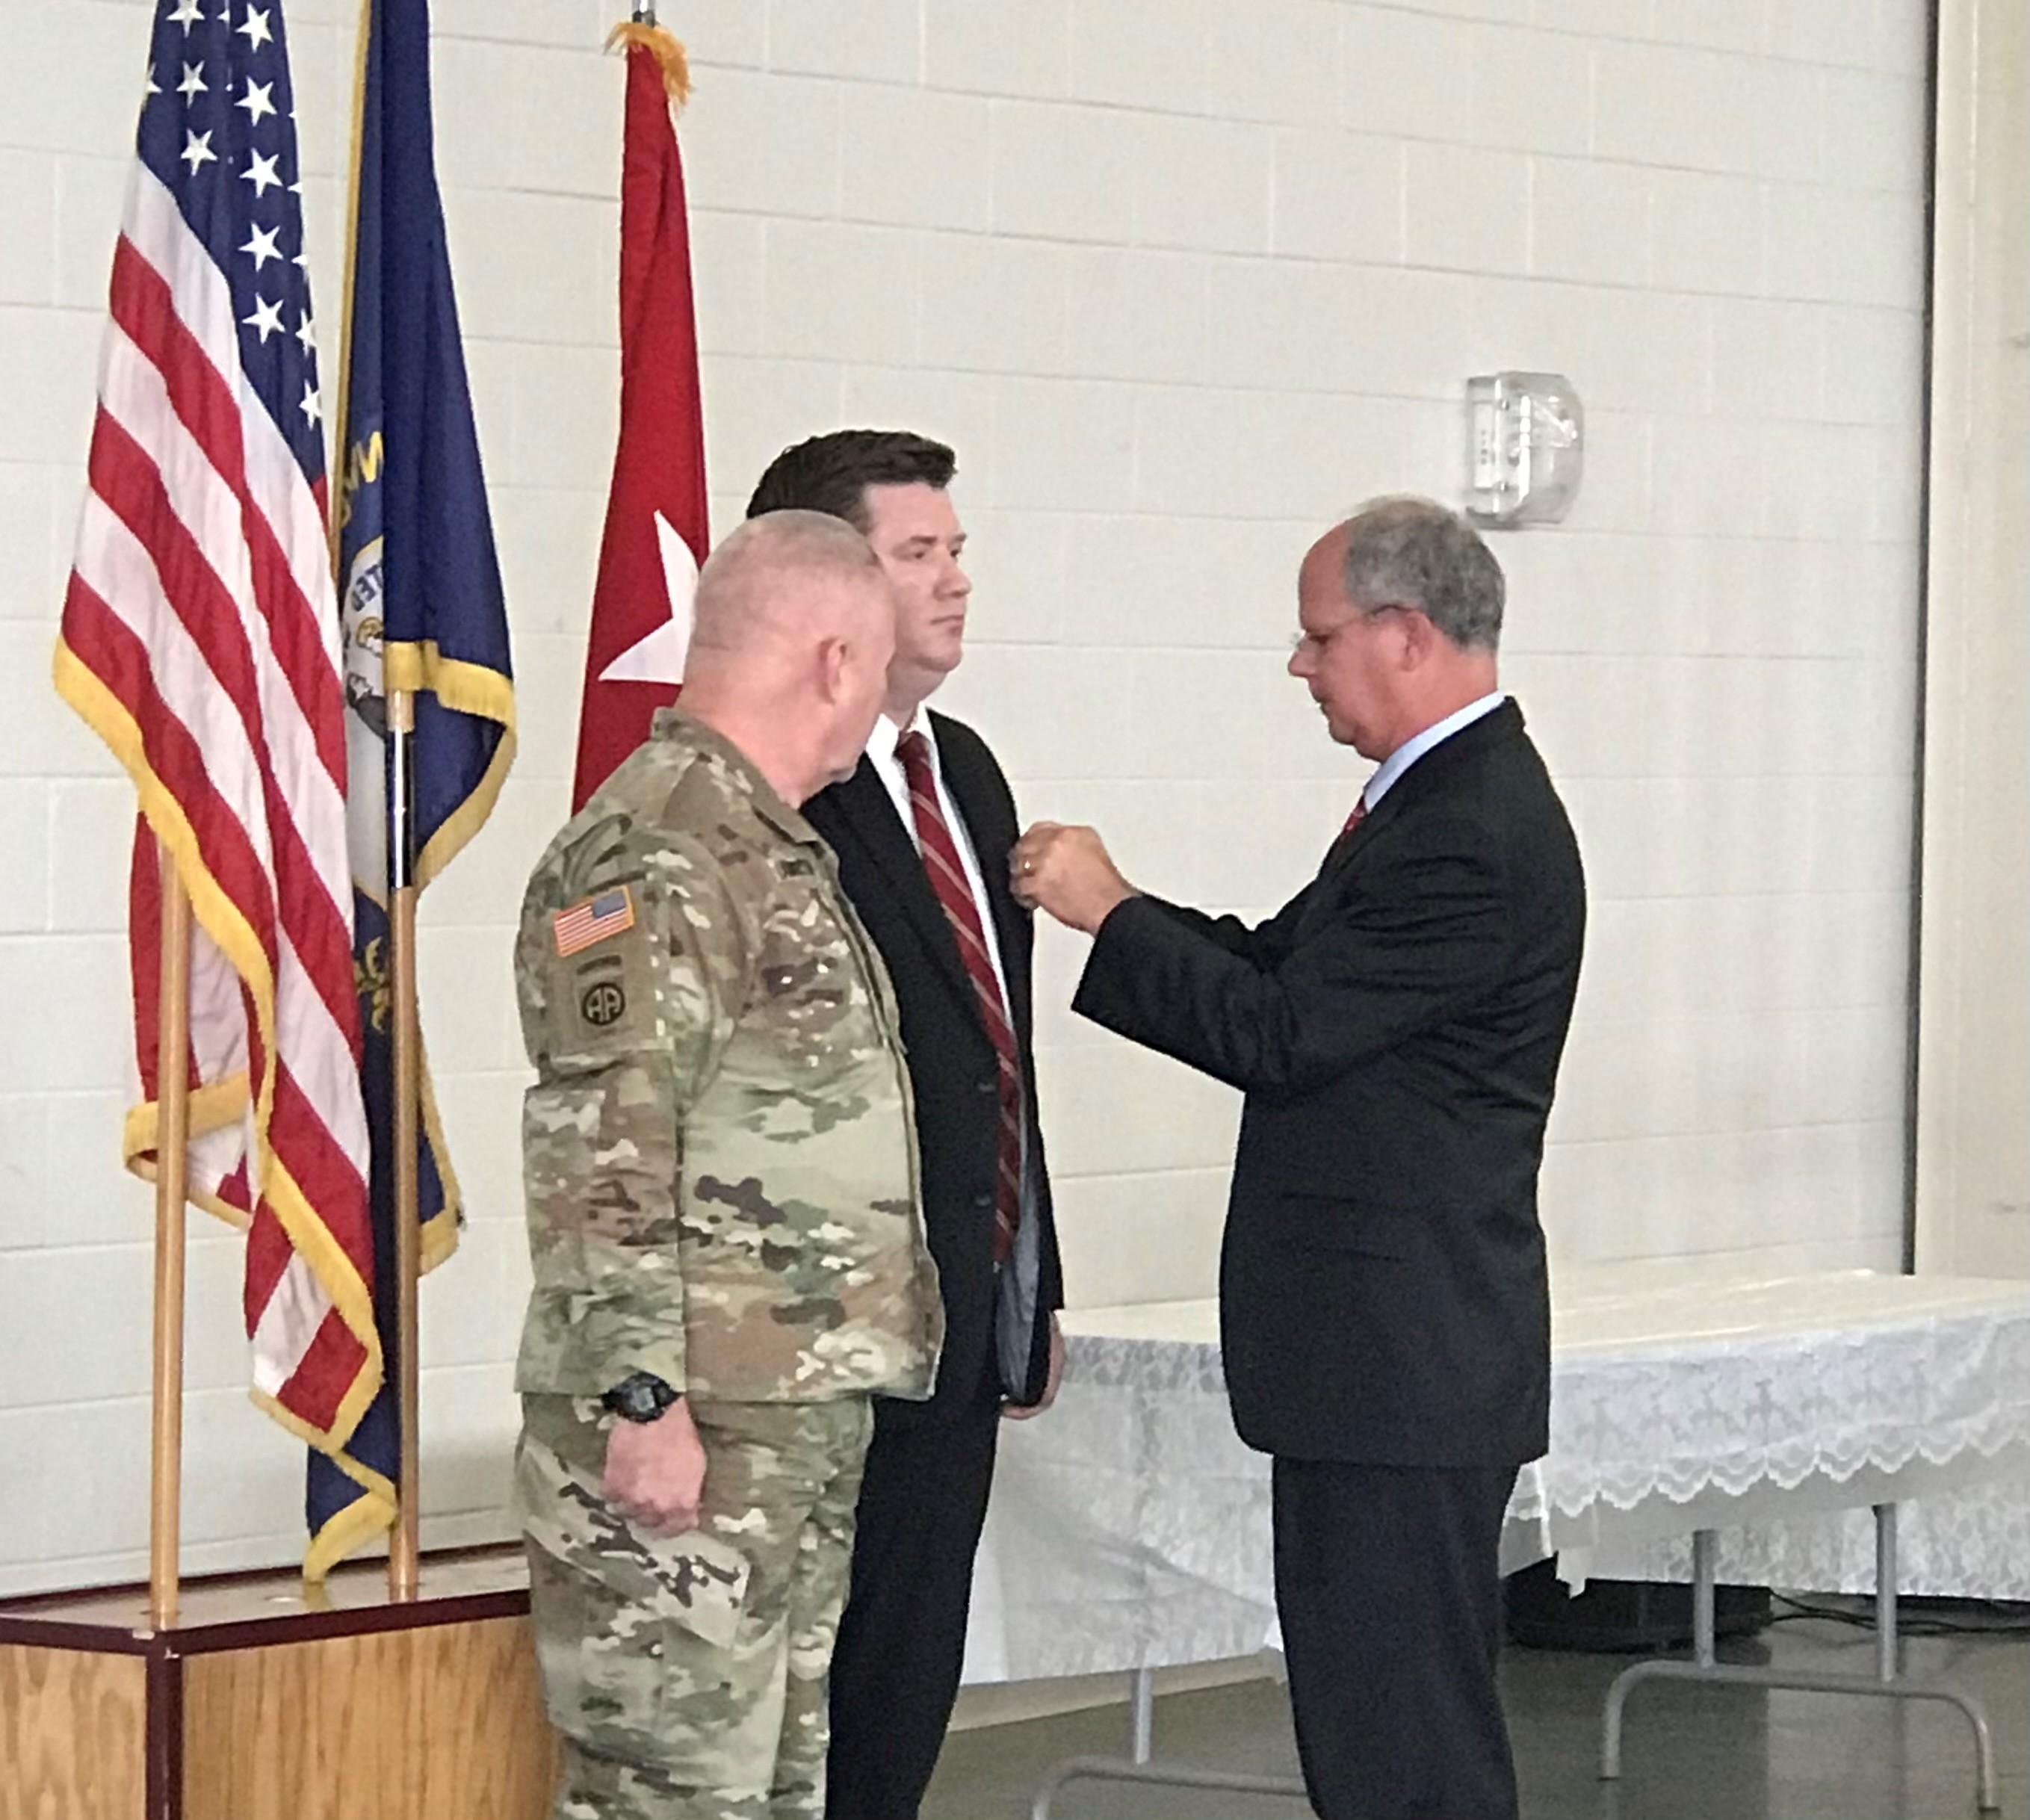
[605,20,693,109]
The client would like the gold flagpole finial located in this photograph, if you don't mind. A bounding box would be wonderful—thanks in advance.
[606,15,692,108]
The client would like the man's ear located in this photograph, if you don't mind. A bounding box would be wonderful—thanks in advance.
[1396,607,1436,670]
[815,635,849,704]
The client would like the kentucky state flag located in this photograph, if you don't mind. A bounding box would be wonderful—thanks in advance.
[321,0,515,1574]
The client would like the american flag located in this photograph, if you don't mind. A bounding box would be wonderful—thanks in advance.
[53,0,382,1523]
[552,885,637,958]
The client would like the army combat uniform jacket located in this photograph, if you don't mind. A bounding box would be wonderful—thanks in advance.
[514,708,944,1407]
[516,712,943,1820]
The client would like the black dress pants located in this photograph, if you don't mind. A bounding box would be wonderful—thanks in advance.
[823,1355,1003,1820]
[1272,1456,1520,1820]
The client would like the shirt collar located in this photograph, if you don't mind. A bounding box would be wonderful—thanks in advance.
[1362,691,1506,812]
[867,708,936,768]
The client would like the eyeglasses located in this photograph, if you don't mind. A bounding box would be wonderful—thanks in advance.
[1290,602,1411,660]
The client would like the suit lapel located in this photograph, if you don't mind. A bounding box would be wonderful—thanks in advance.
[1320,784,1401,885]
[1320,700,1526,885]
[824,757,980,1015]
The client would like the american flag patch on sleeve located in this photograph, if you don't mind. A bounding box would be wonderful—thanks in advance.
[553,885,637,957]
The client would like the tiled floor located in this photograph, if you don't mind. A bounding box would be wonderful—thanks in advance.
[925,1615,2030,1819]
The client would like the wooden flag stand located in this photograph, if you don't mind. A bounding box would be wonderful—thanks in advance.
[0,854,560,1820]
[0,1550,556,1820]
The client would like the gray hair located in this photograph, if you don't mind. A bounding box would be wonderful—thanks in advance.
[1340,496,1504,651]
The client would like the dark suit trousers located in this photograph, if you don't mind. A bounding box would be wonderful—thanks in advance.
[824,1352,1002,1820]
[1272,1458,1520,1820]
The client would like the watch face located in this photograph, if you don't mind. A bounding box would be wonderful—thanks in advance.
[619,1378,674,1420]
[606,1372,673,1420]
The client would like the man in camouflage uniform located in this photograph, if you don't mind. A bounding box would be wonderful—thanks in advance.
[515,510,945,1820]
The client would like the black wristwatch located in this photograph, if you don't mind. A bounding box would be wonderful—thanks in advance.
[601,1372,679,1423]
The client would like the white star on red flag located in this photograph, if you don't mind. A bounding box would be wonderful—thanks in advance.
[598,512,699,684]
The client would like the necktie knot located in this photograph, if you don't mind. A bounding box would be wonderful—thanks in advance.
[1340,796,1368,839]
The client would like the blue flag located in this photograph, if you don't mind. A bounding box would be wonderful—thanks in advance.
[320,0,516,1575]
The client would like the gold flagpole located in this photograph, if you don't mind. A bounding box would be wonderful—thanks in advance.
[328,0,418,1597]
[387,687,421,1600]
[149,851,194,1629]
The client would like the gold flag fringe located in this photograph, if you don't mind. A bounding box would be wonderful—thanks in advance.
[605,20,693,109]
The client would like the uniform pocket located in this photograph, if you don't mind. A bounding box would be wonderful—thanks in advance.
[525,1521,758,1754]
[520,1418,758,1758]
[652,1528,752,1650]
[527,1541,667,1754]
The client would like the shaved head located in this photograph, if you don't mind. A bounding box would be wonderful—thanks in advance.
[690,510,891,668]
[677,512,899,804]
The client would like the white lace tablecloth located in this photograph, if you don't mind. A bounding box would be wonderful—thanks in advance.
[960,1266,2030,1684]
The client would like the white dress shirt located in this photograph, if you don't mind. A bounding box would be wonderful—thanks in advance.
[1358,691,1507,815]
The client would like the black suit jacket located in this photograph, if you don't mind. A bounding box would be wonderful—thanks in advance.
[1074,702,1584,1467]
[805,711,1062,1425]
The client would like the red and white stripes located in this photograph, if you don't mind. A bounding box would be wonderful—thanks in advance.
[57,161,377,1448]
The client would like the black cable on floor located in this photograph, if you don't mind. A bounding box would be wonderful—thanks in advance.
[1768,1592,2030,1637]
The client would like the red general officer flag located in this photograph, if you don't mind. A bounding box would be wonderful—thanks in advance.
[572,25,709,809]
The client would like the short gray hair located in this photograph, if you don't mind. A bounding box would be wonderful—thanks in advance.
[693,510,887,653]
[1340,497,1504,651]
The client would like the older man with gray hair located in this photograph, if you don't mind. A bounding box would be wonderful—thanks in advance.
[1015,496,1587,1820]
[515,510,944,1820]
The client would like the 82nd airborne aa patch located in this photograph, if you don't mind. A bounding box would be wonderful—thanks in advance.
[553,885,636,957]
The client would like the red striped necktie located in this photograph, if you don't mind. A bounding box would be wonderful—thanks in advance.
[896,731,1023,1263]
[1340,795,1368,839]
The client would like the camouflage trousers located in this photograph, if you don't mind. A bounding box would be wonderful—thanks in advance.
[519,1394,874,1820]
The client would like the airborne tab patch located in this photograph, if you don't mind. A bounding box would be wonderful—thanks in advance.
[553,885,636,957]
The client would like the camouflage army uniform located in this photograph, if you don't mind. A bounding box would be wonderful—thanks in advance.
[513,709,943,1820]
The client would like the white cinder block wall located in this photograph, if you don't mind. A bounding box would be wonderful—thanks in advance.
[0,0,1930,1593]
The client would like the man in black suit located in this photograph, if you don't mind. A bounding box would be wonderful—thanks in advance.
[745,431,1064,1820]
[1015,497,1585,1820]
